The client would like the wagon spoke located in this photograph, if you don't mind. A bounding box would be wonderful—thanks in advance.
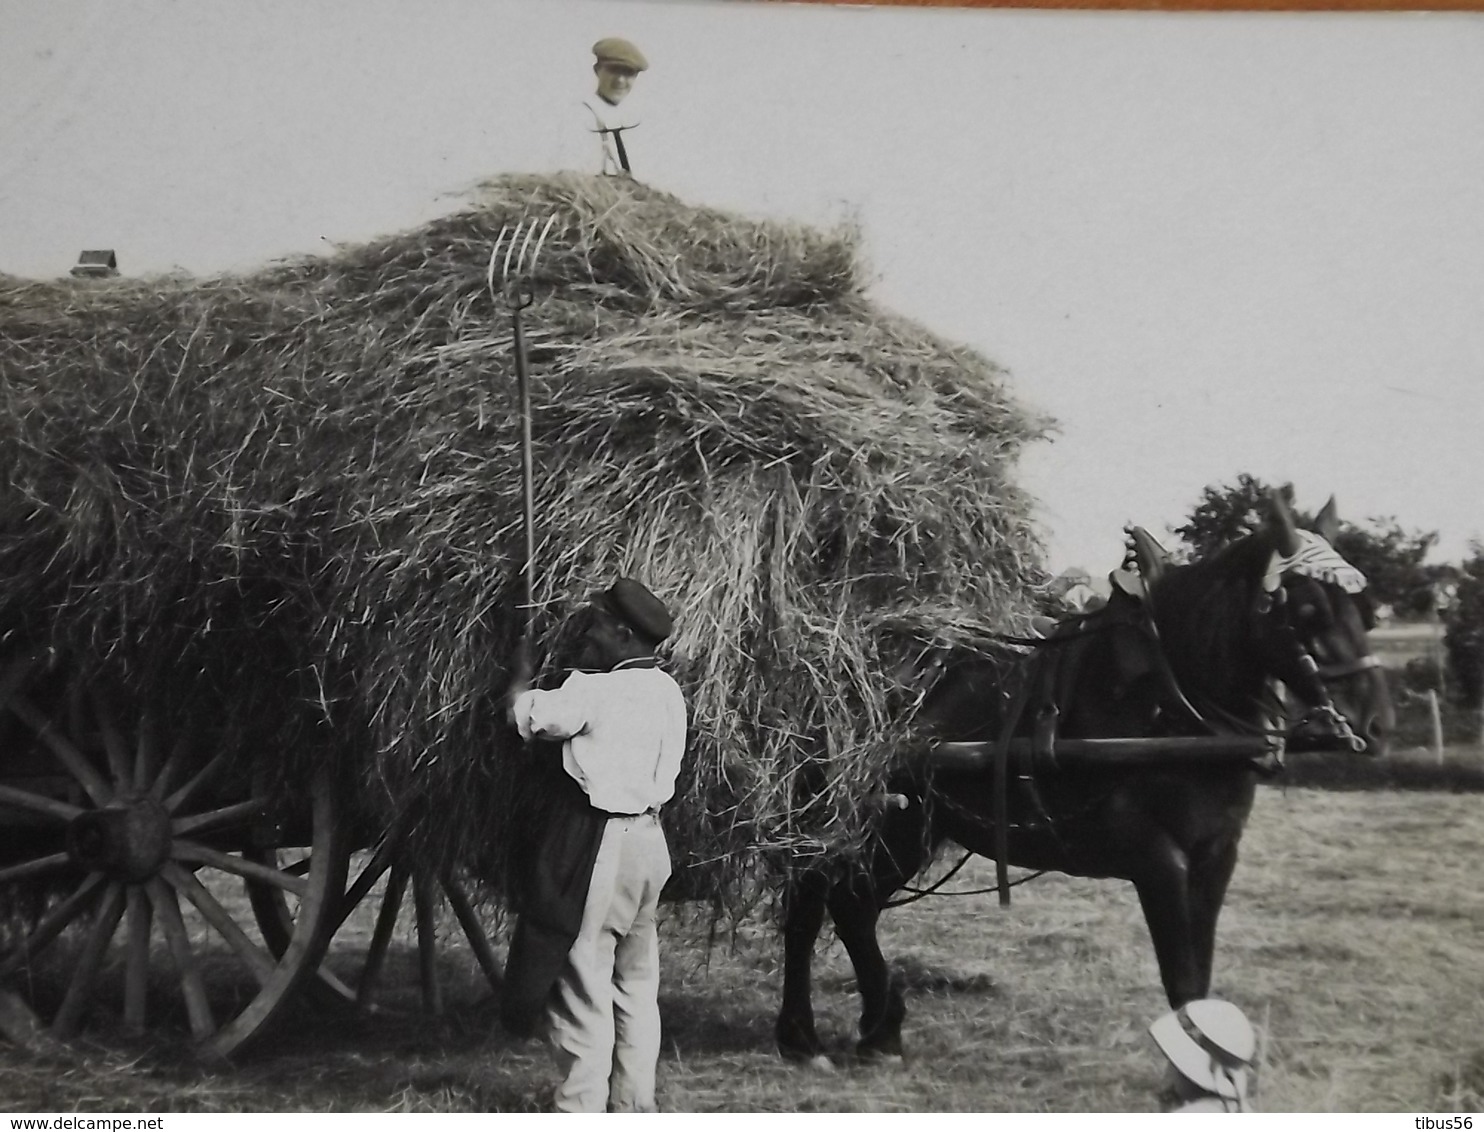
[356,864,409,1009]
[51,882,127,1038]
[172,838,308,896]
[165,748,229,814]
[0,783,82,824]
[247,846,311,879]
[0,872,106,977]
[149,733,190,801]
[0,654,36,713]
[123,885,152,1033]
[412,872,443,1015]
[243,844,361,1004]
[146,877,215,1040]
[133,706,159,793]
[0,851,72,885]
[333,834,400,934]
[6,693,113,805]
[172,796,268,838]
[442,872,504,991]
[161,862,275,983]
[93,689,132,789]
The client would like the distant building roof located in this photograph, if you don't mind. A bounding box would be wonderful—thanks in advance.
[70,250,118,278]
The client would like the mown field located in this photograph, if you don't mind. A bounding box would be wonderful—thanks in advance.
[3,777,1483,1113]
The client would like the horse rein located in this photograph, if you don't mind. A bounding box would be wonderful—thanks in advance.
[886,851,1045,907]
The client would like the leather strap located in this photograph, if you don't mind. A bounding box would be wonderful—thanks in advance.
[990,665,1038,907]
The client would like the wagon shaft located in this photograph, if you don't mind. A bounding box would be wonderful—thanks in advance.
[927,735,1277,773]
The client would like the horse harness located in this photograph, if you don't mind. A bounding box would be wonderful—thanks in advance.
[910,572,1295,908]
[894,528,1375,911]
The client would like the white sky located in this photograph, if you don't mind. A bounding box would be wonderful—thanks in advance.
[2,0,1480,574]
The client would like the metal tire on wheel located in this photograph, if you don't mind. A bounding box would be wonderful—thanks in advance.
[0,654,348,1057]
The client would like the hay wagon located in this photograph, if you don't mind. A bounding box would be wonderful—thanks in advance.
[0,173,1051,1056]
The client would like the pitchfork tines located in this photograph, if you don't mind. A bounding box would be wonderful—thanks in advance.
[487,216,556,656]
[488,215,558,310]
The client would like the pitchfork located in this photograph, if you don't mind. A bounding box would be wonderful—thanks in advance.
[488,215,558,678]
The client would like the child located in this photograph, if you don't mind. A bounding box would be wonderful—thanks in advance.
[1149,998,1258,1112]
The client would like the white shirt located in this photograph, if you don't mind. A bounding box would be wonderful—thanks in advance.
[511,661,687,815]
[536,77,648,176]
[583,96,641,176]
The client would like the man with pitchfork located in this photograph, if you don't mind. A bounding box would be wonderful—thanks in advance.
[503,579,687,1113]
[487,202,683,1114]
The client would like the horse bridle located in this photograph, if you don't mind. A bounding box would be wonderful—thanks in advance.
[1259,584,1373,754]
[1131,569,1373,756]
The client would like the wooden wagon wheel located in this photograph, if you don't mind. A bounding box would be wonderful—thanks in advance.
[0,654,348,1057]
[246,821,503,1016]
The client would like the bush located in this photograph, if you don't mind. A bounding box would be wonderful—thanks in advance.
[1444,546,1484,710]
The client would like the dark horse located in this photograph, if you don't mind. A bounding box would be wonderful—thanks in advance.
[775,492,1394,1063]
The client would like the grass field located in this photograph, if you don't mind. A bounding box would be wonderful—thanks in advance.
[3,781,1482,1113]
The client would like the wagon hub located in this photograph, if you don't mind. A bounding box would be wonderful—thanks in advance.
[66,796,172,883]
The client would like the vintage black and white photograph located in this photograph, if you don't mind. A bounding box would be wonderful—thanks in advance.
[1,0,1481,1114]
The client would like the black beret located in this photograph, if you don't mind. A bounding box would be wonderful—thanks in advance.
[599,577,673,643]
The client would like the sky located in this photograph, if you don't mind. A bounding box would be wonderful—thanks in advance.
[1,0,1480,575]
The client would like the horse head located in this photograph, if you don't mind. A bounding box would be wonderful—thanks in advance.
[1144,489,1392,758]
[1246,490,1393,756]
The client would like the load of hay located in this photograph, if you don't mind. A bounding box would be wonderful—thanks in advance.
[0,173,1049,908]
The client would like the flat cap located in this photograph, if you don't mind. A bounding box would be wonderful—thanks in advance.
[599,577,673,643]
[592,37,648,72]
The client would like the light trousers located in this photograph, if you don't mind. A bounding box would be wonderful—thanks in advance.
[547,812,671,1113]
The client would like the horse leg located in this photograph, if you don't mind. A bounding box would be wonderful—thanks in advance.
[826,879,905,1060]
[828,818,927,1061]
[1187,838,1241,997]
[775,869,832,1063]
[1131,835,1203,1008]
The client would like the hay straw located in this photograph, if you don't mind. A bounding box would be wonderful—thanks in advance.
[0,173,1050,910]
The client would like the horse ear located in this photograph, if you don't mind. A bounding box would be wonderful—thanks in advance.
[1127,525,1170,587]
[1267,487,1302,557]
[1314,495,1341,543]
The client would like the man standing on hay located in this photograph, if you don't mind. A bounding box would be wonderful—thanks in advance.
[503,578,686,1113]
[585,37,648,176]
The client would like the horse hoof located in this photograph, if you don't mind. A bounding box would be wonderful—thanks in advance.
[806,1054,836,1073]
